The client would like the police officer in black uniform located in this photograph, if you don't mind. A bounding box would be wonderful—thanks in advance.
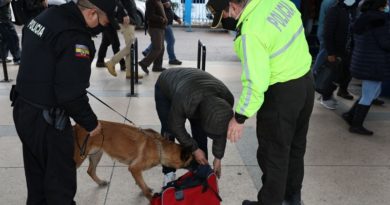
[11,0,117,204]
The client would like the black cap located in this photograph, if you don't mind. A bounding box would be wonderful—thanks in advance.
[199,97,233,136]
[206,0,229,28]
[89,0,119,29]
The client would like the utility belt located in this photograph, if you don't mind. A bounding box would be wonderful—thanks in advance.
[10,85,68,131]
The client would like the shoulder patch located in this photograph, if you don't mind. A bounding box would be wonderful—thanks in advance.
[75,44,90,59]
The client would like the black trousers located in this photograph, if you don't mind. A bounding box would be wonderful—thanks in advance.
[97,26,125,66]
[256,72,314,205]
[0,21,21,61]
[321,53,352,100]
[154,84,208,174]
[13,99,76,205]
[139,27,165,69]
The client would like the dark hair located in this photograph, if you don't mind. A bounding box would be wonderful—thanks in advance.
[229,0,246,5]
[360,0,387,12]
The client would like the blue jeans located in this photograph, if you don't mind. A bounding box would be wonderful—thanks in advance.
[0,22,21,61]
[144,25,177,61]
[359,80,382,106]
[154,84,207,174]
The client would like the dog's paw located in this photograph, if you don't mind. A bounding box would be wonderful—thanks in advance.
[98,180,110,187]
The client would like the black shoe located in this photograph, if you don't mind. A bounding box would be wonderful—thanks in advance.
[152,67,166,72]
[169,59,182,65]
[96,61,105,68]
[138,62,149,74]
[372,98,385,106]
[337,89,354,100]
[242,200,259,205]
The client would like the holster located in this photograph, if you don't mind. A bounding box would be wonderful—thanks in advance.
[10,85,67,130]
[43,108,68,131]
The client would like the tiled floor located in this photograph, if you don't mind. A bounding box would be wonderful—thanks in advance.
[1,28,389,205]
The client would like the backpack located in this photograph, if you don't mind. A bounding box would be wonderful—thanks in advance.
[151,165,222,205]
[11,0,27,25]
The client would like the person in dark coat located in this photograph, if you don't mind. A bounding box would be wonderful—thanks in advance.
[342,0,390,135]
[105,0,143,79]
[0,1,21,64]
[139,0,167,73]
[142,0,183,65]
[11,0,117,203]
[155,68,234,186]
[95,0,126,70]
[319,0,358,110]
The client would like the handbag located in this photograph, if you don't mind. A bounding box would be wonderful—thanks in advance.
[314,58,342,95]
[151,165,222,205]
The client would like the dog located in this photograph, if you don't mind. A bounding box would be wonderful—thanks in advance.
[73,120,193,199]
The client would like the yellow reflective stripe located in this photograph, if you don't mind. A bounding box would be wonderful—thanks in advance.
[270,25,304,59]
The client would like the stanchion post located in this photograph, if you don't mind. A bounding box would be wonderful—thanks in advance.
[127,43,137,97]
[197,40,201,69]
[134,38,140,84]
[201,45,206,71]
[1,38,10,82]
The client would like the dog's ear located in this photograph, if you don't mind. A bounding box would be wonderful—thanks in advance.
[180,147,192,162]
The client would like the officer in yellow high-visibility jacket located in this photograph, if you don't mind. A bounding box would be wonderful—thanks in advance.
[207,0,315,204]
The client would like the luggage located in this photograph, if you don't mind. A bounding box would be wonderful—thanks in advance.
[151,165,222,205]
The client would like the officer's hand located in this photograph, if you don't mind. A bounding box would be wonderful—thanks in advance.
[227,117,244,143]
[176,18,182,25]
[193,149,208,165]
[123,16,130,25]
[213,158,222,178]
[327,55,336,62]
[90,122,102,137]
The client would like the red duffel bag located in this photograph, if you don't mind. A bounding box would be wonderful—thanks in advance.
[151,165,222,205]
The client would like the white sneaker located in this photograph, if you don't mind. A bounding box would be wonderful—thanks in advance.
[320,98,337,110]
[318,96,338,105]
[163,172,176,187]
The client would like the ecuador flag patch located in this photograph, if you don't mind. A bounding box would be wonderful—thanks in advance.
[75,44,90,59]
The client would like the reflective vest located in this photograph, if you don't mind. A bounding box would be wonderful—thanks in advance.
[234,0,312,117]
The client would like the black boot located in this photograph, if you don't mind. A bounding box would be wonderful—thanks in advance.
[342,100,359,125]
[349,104,373,136]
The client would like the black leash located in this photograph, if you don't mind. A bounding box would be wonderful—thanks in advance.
[75,132,105,159]
[87,91,135,125]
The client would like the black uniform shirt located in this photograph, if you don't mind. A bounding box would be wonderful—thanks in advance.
[16,2,98,131]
